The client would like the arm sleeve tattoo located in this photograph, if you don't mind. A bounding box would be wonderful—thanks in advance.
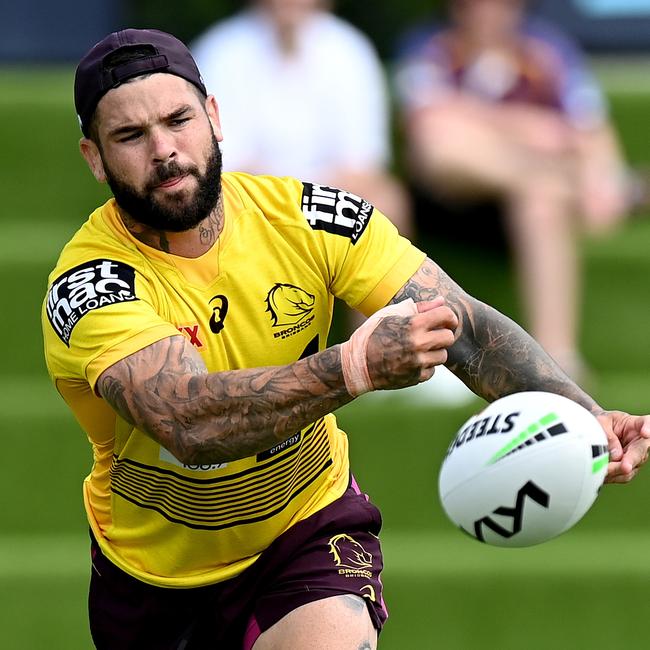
[97,335,353,465]
[390,258,599,412]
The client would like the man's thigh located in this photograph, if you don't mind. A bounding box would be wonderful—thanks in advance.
[252,594,377,650]
[237,481,387,649]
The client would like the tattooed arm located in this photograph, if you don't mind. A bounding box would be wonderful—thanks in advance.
[96,258,649,480]
[97,335,354,465]
[388,257,650,484]
[391,258,598,411]
[97,288,456,464]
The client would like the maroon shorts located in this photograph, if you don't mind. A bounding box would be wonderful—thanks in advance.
[89,477,387,649]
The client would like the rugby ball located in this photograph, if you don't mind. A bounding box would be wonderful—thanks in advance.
[438,391,609,547]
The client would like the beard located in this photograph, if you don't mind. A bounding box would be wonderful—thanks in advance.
[104,134,223,233]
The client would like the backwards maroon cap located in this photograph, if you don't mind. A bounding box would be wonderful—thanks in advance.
[74,28,207,136]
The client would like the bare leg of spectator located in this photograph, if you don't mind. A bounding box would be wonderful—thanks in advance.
[406,104,588,379]
[505,165,583,378]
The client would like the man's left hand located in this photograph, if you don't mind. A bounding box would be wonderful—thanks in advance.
[597,411,650,484]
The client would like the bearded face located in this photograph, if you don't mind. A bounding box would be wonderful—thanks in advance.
[103,132,223,233]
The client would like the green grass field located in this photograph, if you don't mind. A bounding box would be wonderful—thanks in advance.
[2,66,650,649]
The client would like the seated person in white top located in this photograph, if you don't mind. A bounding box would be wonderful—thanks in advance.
[191,0,412,238]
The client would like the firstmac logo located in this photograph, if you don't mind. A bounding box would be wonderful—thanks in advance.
[46,259,138,346]
[301,183,373,244]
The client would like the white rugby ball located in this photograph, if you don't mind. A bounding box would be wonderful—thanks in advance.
[439,391,609,547]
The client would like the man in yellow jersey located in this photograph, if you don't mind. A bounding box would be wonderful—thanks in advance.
[42,28,650,650]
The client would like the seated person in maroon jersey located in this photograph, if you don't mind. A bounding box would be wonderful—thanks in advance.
[394,0,634,379]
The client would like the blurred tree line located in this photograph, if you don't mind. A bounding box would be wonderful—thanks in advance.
[130,0,444,58]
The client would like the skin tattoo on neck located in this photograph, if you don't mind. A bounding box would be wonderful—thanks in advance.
[119,210,172,252]
[119,199,224,256]
[198,205,224,248]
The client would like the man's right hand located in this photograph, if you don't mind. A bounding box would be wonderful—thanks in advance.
[366,298,458,391]
[339,297,459,397]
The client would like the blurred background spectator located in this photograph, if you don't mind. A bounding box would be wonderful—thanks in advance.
[394,0,642,381]
[4,2,650,647]
[191,0,478,404]
[191,0,413,238]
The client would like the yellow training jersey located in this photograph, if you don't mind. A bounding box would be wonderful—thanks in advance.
[42,172,426,588]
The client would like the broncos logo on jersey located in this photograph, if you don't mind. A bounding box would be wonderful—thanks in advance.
[328,533,373,570]
[265,283,315,327]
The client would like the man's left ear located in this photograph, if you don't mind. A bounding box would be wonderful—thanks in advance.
[79,138,107,183]
[205,95,223,142]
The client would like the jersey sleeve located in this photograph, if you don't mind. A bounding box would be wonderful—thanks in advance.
[43,257,180,391]
[294,179,426,315]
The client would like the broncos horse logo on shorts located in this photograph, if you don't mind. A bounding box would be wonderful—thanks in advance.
[265,283,315,327]
[328,534,373,570]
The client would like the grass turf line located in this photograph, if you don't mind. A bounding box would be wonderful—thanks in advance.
[3,530,650,578]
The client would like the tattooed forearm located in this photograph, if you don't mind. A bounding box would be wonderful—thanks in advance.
[365,315,421,389]
[392,258,598,411]
[98,335,352,464]
[447,299,597,410]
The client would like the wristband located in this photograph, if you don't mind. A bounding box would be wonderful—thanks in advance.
[340,298,418,396]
